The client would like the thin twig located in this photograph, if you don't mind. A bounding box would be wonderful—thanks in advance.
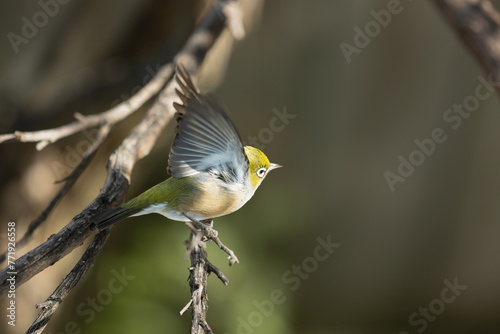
[180,298,193,316]
[206,258,229,285]
[210,235,239,266]
[0,64,173,150]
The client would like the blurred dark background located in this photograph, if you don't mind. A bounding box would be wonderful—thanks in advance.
[1,1,500,333]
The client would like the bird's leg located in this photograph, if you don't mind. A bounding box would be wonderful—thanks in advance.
[182,213,239,266]
[183,214,218,238]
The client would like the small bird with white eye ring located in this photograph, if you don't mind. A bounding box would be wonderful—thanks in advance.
[95,65,281,230]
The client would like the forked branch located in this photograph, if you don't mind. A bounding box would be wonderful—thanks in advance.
[0,1,245,333]
[0,64,173,150]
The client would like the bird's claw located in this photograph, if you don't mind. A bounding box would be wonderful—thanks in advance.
[200,219,218,239]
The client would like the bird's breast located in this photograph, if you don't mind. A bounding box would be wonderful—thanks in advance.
[177,175,252,219]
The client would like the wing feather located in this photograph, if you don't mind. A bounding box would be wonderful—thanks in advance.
[167,65,248,180]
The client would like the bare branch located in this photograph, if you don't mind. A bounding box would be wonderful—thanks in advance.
[0,170,126,297]
[182,219,237,332]
[187,231,211,334]
[224,1,246,39]
[185,227,233,332]
[433,0,500,92]
[0,2,243,333]
[206,258,229,285]
[0,125,111,264]
[0,0,231,297]
[0,64,173,150]
[26,229,111,334]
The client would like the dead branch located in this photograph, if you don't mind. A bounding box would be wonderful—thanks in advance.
[179,210,236,332]
[183,225,232,334]
[26,229,111,334]
[187,231,211,334]
[0,64,173,150]
[0,61,173,264]
[0,1,243,333]
[0,125,111,264]
[433,0,500,92]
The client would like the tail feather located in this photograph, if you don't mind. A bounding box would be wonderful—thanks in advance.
[95,207,140,230]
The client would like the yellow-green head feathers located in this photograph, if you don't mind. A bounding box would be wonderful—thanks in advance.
[244,146,281,189]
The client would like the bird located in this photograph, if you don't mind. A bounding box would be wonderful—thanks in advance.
[95,65,281,230]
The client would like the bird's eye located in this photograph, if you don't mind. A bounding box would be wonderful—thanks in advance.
[256,167,267,178]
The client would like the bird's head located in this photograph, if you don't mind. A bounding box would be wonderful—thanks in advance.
[244,146,282,190]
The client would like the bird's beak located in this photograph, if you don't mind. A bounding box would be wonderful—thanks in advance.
[269,163,283,171]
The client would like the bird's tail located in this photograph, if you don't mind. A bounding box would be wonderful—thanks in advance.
[94,206,140,230]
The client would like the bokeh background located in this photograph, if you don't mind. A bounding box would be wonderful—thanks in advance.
[1,1,500,333]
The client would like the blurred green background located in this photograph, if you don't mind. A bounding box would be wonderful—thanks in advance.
[2,0,500,333]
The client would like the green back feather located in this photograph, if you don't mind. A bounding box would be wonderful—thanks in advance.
[96,176,196,229]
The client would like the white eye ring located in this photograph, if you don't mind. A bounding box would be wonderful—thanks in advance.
[256,167,267,178]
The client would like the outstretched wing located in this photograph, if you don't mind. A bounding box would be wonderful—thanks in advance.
[168,65,248,181]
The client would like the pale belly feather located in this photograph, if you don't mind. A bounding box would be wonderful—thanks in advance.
[136,176,254,222]
[179,177,251,219]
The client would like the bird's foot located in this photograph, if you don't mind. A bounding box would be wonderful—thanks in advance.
[200,219,217,238]
[183,215,218,239]
[183,214,239,265]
